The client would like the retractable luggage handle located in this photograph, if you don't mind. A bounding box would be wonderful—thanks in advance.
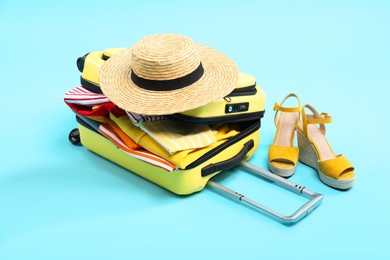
[207,161,324,224]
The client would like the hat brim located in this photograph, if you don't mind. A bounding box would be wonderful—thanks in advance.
[99,44,239,115]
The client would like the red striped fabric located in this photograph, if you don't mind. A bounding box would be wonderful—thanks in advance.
[64,86,110,105]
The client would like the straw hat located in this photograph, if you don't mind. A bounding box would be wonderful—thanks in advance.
[99,34,239,115]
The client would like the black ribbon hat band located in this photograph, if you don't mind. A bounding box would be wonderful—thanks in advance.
[131,63,204,91]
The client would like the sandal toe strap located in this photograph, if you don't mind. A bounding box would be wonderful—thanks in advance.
[319,155,355,180]
[268,145,299,165]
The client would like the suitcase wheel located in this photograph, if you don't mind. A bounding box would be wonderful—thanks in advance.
[69,128,81,145]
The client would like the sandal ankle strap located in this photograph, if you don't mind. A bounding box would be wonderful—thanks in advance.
[302,104,332,136]
[273,103,300,113]
[273,93,301,126]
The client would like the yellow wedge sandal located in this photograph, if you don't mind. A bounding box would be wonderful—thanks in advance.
[296,104,355,190]
[268,93,300,177]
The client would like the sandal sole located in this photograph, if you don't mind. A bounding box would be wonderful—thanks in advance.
[268,162,296,178]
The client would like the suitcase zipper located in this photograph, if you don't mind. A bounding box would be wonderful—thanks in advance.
[170,110,264,125]
[227,84,257,97]
[185,120,261,170]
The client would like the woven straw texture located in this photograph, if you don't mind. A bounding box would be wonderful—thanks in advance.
[99,34,239,115]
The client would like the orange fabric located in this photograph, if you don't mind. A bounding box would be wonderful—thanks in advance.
[102,119,140,150]
[98,123,176,172]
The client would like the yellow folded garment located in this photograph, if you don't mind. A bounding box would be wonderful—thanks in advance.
[110,114,240,169]
[139,120,217,154]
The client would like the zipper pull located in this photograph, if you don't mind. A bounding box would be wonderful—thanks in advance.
[224,96,232,103]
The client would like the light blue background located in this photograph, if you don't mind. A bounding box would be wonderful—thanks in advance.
[1,0,389,259]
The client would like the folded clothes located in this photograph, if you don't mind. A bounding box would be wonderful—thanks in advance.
[65,96,141,150]
[110,113,240,169]
[64,85,240,169]
[138,120,217,155]
[65,86,217,155]
[98,122,176,172]
[100,118,140,150]
[77,115,175,172]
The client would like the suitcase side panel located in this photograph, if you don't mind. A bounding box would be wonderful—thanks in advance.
[173,86,265,123]
[82,51,104,86]
[81,48,126,86]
